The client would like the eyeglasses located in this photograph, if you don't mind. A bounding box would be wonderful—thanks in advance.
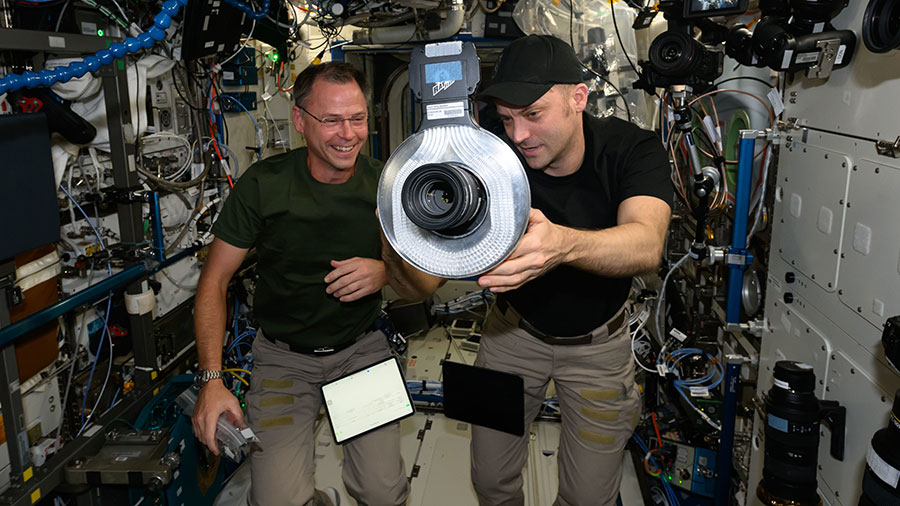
[299,106,368,129]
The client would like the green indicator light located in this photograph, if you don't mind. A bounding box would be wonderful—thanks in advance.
[97,29,104,36]
[668,476,672,481]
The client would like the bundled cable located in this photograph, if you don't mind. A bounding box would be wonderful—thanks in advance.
[432,289,495,315]
[632,432,681,506]
[656,347,724,430]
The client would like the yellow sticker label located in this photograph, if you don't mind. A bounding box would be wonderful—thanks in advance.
[151,371,158,380]
[153,387,160,396]
[23,467,33,482]
[30,488,41,503]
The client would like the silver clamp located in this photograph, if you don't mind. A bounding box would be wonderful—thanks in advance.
[807,38,842,79]
[876,136,900,158]
[725,317,768,337]
[777,117,802,131]
[707,246,728,265]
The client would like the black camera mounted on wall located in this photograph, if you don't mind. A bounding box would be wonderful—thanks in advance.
[633,0,856,93]
[727,0,856,79]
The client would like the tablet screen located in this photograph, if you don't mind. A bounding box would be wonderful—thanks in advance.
[442,361,524,436]
[321,357,415,444]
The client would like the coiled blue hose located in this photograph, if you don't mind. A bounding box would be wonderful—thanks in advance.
[0,0,270,95]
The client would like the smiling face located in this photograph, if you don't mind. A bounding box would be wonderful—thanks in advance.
[495,84,589,177]
[292,78,368,184]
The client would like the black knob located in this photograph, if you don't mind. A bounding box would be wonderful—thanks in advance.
[784,293,794,304]
[785,272,795,283]
[147,475,164,492]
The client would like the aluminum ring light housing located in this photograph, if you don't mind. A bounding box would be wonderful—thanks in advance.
[378,125,530,278]
[377,41,530,279]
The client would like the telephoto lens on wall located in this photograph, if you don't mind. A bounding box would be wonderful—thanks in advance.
[757,361,846,506]
[863,0,900,53]
[378,41,530,278]
[860,390,900,506]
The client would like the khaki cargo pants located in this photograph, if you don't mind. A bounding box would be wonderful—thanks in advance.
[470,304,641,506]
[247,328,410,506]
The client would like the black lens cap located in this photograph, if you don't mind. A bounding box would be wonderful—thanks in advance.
[773,361,817,393]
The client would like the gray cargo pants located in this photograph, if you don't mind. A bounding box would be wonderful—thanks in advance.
[247,328,410,506]
[470,303,641,506]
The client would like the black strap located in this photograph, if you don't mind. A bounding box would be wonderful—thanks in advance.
[496,298,626,345]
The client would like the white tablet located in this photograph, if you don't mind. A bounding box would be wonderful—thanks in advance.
[321,357,415,444]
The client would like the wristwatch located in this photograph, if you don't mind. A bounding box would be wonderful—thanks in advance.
[194,369,225,390]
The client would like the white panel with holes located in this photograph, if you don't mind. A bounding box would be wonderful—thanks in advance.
[773,144,851,292]
[758,299,832,398]
[836,159,900,330]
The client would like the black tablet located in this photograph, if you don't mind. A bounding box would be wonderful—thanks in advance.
[321,357,415,444]
[442,361,525,436]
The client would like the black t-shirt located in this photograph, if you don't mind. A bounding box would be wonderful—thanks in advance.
[503,113,673,336]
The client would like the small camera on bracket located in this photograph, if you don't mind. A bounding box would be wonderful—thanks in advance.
[634,0,748,93]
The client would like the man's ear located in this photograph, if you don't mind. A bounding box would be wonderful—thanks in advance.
[292,105,305,136]
[571,83,589,114]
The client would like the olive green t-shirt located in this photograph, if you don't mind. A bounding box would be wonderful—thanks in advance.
[211,148,383,348]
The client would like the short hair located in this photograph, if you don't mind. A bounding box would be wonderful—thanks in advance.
[291,61,369,108]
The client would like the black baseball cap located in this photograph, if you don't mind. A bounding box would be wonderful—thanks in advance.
[479,35,584,107]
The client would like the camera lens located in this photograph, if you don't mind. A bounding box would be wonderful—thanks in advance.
[863,0,900,54]
[422,181,454,214]
[661,43,683,63]
[650,32,695,76]
[726,25,757,66]
[859,390,900,505]
[401,162,487,238]
[757,361,843,506]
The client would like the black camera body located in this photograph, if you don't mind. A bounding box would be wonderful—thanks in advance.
[638,31,724,91]
[634,0,744,92]
[725,0,856,77]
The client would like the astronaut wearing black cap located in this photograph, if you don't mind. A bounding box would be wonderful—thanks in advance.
[472,34,673,506]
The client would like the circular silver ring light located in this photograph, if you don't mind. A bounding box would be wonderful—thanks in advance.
[378,124,530,278]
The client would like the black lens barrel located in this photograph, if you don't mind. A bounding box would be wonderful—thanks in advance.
[401,162,487,238]
[758,361,830,506]
[860,390,900,505]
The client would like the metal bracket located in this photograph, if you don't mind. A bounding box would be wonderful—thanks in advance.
[807,38,841,79]
[725,354,748,365]
[726,251,753,268]
[725,317,768,337]
[778,117,802,131]
[876,136,900,158]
